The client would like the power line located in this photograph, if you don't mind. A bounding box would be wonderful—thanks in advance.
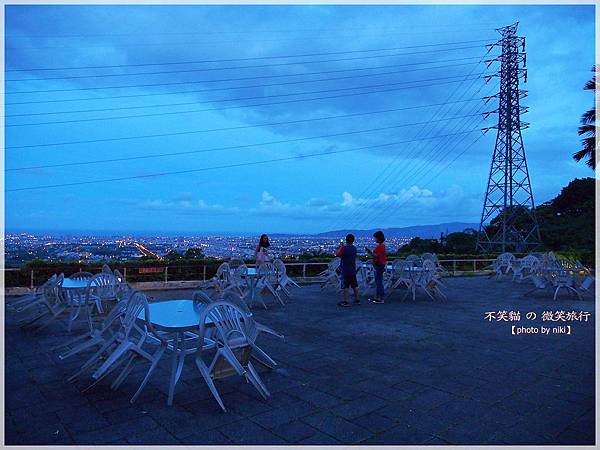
[350,81,493,227]
[350,82,493,229]
[6,39,494,73]
[6,74,490,127]
[5,60,482,110]
[6,44,491,83]
[6,98,481,149]
[6,55,488,97]
[6,31,496,52]
[6,71,488,118]
[6,130,481,192]
[328,56,490,229]
[7,113,482,171]
[354,113,487,228]
[5,24,498,39]
[349,111,487,229]
[354,132,487,229]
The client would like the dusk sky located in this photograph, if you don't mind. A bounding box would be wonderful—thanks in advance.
[5,4,595,235]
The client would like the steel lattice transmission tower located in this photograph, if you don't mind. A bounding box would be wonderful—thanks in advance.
[476,23,541,253]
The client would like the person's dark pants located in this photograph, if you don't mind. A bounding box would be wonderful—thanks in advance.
[374,264,385,298]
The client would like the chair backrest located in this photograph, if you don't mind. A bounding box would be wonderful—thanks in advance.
[70,271,93,280]
[498,253,515,264]
[122,290,150,338]
[406,255,419,262]
[101,264,112,274]
[205,301,256,379]
[215,262,230,279]
[197,300,251,351]
[41,274,63,304]
[423,259,437,271]
[257,262,278,282]
[231,264,248,284]
[556,258,578,270]
[328,258,341,271]
[192,290,214,305]
[87,273,118,300]
[272,259,287,276]
[421,253,436,261]
[36,274,57,294]
[520,255,539,268]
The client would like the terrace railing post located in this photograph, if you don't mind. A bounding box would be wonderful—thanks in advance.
[164,266,168,283]
[203,265,206,281]
[30,270,34,290]
[473,260,477,273]
[453,260,457,276]
[303,264,306,280]
[123,267,127,280]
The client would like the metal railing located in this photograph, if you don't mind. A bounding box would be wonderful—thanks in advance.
[4,258,496,291]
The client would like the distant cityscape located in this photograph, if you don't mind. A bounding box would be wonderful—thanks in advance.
[5,232,413,266]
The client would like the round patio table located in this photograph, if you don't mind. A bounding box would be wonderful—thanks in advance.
[62,278,96,289]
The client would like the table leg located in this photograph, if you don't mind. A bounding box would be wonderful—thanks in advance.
[250,277,256,305]
[167,331,181,406]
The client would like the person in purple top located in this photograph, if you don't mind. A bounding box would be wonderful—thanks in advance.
[335,234,360,307]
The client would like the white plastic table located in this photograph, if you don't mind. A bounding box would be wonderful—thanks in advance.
[62,278,96,289]
[138,300,213,406]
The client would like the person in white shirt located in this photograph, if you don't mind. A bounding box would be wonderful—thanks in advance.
[255,234,271,265]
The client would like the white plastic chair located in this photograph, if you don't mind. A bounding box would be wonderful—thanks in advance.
[273,259,300,298]
[10,274,59,313]
[208,262,231,295]
[257,262,285,306]
[86,272,119,315]
[511,255,540,282]
[17,274,65,329]
[219,289,283,368]
[194,301,270,412]
[56,295,129,361]
[229,264,249,300]
[86,291,176,404]
[318,258,341,291]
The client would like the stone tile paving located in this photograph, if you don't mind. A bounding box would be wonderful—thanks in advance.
[4,277,595,445]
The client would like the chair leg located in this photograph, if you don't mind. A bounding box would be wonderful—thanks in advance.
[130,347,166,403]
[59,336,101,360]
[195,358,227,412]
[111,354,137,390]
[246,361,270,398]
[82,355,128,393]
[250,344,278,369]
[92,342,133,379]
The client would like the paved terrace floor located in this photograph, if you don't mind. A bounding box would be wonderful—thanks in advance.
[5,277,595,446]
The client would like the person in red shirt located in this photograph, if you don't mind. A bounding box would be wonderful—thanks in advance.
[366,230,386,304]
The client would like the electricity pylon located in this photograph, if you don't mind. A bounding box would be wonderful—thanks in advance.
[476,22,541,253]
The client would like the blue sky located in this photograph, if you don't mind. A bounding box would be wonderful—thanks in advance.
[5,4,595,235]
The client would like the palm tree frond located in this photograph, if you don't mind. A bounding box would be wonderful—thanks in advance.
[577,124,596,137]
[581,108,596,125]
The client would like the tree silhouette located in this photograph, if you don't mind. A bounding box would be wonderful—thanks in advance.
[573,66,596,169]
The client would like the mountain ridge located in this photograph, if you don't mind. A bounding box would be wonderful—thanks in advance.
[314,222,478,239]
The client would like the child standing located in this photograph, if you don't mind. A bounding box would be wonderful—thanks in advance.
[335,234,360,307]
[366,230,386,304]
